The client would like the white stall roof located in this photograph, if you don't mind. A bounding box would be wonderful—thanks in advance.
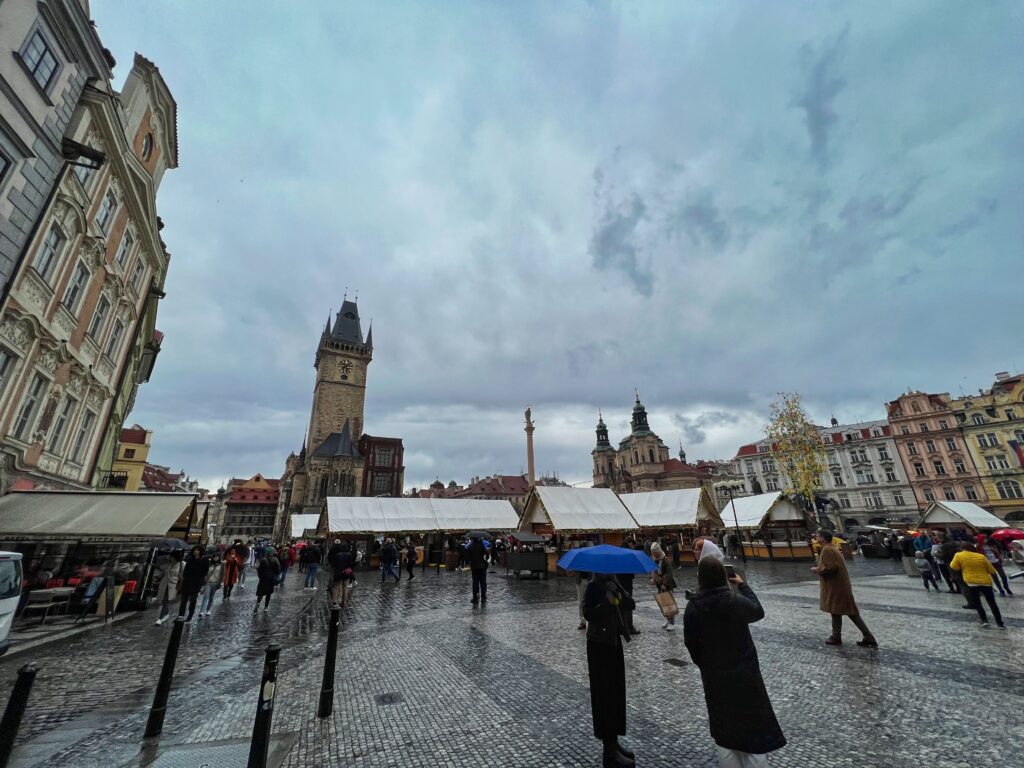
[0,491,196,538]
[917,501,1006,531]
[523,486,637,532]
[290,513,321,538]
[618,487,722,529]
[723,492,804,530]
[324,497,518,534]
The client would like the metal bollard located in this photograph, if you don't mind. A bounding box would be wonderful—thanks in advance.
[144,616,186,739]
[0,663,38,766]
[317,604,341,718]
[247,642,281,768]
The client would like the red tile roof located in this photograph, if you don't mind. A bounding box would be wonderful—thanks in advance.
[119,426,148,445]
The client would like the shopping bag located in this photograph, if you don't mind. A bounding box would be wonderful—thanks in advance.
[655,591,679,618]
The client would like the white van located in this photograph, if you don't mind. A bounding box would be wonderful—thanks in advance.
[0,552,23,655]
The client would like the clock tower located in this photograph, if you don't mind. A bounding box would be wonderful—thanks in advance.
[307,299,373,452]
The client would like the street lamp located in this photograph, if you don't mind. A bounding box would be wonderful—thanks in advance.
[714,479,747,564]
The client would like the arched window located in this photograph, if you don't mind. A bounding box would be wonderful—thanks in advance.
[648,448,655,463]
[633,450,639,465]
[996,480,1023,499]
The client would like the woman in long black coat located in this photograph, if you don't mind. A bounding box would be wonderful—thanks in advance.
[254,547,281,613]
[582,574,636,768]
[683,558,785,767]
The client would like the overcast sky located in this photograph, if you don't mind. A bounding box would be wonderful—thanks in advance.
[94,1,1024,491]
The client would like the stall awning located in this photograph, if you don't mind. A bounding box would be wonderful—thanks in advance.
[324,497,519,535]
[521,486,637,533]
[618,487,723,529]
[290,513,321,538]
[723,492,805,530]
[0,491,198,538]
[917,501,1006,531]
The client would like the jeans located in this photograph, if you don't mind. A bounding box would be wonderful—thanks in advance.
[471,568,487,600]
[304,564,319,588]
[278,566,289,586]
[992,563,1012,595]
[381,562,399,582]
[201,584,219,613]
[967,585,1003,625]
[921,572,938,590]
[938,563,959,593]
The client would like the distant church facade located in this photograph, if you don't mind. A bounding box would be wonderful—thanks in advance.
[278,300,404,527]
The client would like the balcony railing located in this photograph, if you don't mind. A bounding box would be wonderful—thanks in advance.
[101,471,129,489]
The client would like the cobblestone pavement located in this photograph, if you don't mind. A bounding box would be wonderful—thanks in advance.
[1,558,1021,767]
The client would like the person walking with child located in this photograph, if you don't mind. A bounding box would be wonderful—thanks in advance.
[914,550,939,592]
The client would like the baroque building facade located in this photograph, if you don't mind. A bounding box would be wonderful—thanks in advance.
[277,300,404,533]
[948,373,1024,522]
[592,396,711,493]
[0,20,176,493]
[885,391,987,512]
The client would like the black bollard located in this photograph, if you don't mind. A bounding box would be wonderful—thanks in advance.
[247,642,281,768]
[144,616,186,739]
[317,604,341,718]
[0,662,38,766]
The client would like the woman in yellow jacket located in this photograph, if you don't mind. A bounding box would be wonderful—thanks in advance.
[950,544,1005,629]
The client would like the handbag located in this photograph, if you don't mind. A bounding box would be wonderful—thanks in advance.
[655,590,679,618]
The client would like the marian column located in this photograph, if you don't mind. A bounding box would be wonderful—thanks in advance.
[525,406,536,487]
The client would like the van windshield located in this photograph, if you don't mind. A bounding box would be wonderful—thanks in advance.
[0,560,22,600]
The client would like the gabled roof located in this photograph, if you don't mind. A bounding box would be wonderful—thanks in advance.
[324,497,518,534]
[459,474,530,497]
[917,501,1006,531]
[521,486,637,532]
[725,492,806,530]
[312,419,362,459]
[618,487,722,528]
[290,513,321,538]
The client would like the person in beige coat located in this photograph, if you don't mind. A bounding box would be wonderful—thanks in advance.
[811,529,878,648]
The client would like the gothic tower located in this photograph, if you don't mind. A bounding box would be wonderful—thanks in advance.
[307,300,373,452]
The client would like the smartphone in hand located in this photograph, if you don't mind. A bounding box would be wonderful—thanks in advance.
[724,565,736,578]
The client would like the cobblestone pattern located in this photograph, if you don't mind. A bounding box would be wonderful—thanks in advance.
[1,560,1021,767]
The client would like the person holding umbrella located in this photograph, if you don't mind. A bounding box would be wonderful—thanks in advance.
[559,546,651,768]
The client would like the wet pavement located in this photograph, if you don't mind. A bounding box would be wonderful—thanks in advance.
[0,557,1021,767]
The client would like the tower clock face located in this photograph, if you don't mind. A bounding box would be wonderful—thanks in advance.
[339,360,353,378]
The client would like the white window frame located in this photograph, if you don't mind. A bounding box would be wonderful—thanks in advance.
[893,492,905,506]
[95,189,117,233]
[12,372,48,440]
[70,408,97,464]
[0,347,15,398]
[923,487,935,502]
[885,468,898,483]
[114,231,133,269]
[130,259,145,291]
[34,223,65,282]
[965,485,978,500]
[47,395,77,454]
[20,28,59,92]
[104,318,125,359]
[88,296,110,338]
[62,262,90,313]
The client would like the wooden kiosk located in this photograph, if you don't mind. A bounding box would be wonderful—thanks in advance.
[518,486,639,574]
[915,500,1008,537]
[723,491,815,561]
[618,487,724,565]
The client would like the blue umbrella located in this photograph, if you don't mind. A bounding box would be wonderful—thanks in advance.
[557,544,656,574]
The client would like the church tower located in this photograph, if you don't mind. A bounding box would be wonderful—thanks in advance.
[592,411,616,488]
[307,299,373,452]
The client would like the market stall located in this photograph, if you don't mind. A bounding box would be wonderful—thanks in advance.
[915,501,1008,537]
[618,487,724,564]
[0,490,200,612]
[290,513,321,539]
[722,491,814,561]
[518,486,638,574]
[320,496,519,570]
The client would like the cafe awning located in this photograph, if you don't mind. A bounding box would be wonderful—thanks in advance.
[290,513,321,538]
[0,491,198,539]
[520,486,637,533]
[723,492,806,530]
[618,487,723,529]
[324,497,518,535]
[916,501,1006,532]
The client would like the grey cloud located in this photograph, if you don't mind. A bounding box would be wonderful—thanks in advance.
[670,190,729,251]
[793,27,849,171]
[671,411,741,446]
[589,191,653,296]
[937,197,998,239]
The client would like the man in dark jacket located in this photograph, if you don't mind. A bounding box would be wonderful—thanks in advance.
[404,541,417,581]
[379,538,400,584]
[936,531,961,594]
[180,545,210,621]
[303,541,323,591]
[467,538,489,603]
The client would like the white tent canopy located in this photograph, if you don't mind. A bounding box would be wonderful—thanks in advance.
[324,497,518,535]
[917,501,1007,531]
[722,492,806,530]
[290,513,321,538]
[618,487,722,529]
[0,491,197,538]
[520,486,637,532]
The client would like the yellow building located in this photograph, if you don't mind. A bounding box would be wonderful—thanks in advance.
[950,373,1024,523]
[109,425,152,491]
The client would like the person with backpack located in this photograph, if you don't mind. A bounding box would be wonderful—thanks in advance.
[154,550,184,625]
[404,540,418,581]
[303,540,323,590]
[277,541,295,587]
[328,540,355,606]
[179,545,210,622]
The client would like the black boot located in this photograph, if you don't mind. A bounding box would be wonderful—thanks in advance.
[616,740,635,760]
[602,739,633,767]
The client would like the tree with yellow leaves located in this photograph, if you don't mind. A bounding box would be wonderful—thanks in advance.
[765,392,829,527]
